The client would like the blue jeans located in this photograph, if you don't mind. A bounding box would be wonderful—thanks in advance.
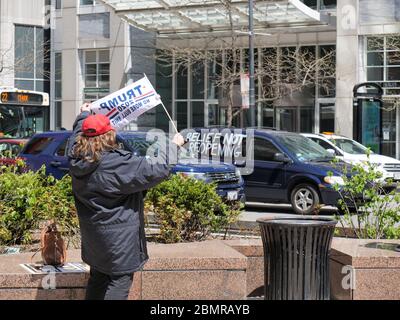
[85,267,133,300]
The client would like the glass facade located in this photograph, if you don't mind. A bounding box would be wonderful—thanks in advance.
[79,13,110,40]
[156,45,336,133]
[14,25,50,93]
[365,36,400,158]
[366,36,400,95]
[360,0,400,25]
[301,0,337,10]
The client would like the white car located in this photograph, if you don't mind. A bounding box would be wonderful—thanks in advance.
[302,133,400,183]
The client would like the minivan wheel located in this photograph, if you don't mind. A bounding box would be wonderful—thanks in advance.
[290,184,320,215]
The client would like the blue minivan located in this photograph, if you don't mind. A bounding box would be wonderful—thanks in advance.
[185,128,348,214]
[19,131,245,202]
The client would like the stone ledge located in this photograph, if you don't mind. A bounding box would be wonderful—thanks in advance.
[0,240,247,300]
[330,238,400,300]
[331,238,400,268]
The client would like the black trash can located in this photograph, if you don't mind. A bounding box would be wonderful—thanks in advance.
[257,216,337,300]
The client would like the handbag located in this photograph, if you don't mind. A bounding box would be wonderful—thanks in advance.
[39,221,67,266]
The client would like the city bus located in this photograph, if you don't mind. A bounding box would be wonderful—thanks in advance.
[0,87,49,138]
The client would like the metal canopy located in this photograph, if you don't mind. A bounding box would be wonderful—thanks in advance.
[99,0,330,36]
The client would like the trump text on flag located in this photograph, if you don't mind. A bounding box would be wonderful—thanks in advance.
[90,76,161,130]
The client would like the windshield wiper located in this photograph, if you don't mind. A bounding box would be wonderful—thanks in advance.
[309,157,335,163]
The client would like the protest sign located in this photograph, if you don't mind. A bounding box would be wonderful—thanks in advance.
[90,75,162,130]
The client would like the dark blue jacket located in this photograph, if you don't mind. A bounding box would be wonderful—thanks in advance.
[67,112,170,275]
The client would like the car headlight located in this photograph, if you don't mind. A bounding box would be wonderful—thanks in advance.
[324,176,345,186]
[235,168,241,179]
[179,172,208,181]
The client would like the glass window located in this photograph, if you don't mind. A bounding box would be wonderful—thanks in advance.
[367,68,384,81]
[177,102,188,131]
[319,45,336,98]
[321,0,337,10]
[56,139,67,157]
[262,104,274,128]
[387,67,400,80]
[254,138,280,162]
[192,61,205,100]
[55,101,62,130]
[191,101,204,128]
[320,103,335,132]
[311,138,335,151]
[85,51,96,63]
[23,137,53,155]
[56,0,62,9]
[331,138,369,154]
[366,36,400,94]
[14,25,50,92]
[14,26,35,79]
[367,52,384,66]
[300,106,314,133]
[84,50,110,99]
[207,51,222,100]
[367,37,384,51]
[15,80,34,91]
[80,0,94,5]
[55,52,62,99]
[275,134,332,162]
[176,64,188,100]
[360,0,400,25]
[79,13,110,40]
[99,50,109,63]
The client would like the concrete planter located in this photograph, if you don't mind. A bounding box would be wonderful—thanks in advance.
[0,240,249,300]
[330,238,400,300]
[1,237,398,300]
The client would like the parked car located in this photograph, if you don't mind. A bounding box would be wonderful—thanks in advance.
[0,138,28,166]
[302,133,400,184]
[19,131,245,203]
[186,128,349,214]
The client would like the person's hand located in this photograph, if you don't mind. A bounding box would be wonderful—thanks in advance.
[172,133,185,147]
[80,103,92,114]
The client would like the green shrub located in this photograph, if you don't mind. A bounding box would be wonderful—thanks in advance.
[330,153,400,240]
[0,164,78,245]
[145,174,242,243]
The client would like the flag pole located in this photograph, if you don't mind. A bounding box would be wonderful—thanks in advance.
[143,73,178,134]
[160,100,178,134]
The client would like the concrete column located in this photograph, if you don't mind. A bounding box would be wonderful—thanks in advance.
[61,0,79,129]
[336,0,359,138]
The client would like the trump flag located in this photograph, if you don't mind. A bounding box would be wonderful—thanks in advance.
[90,75,161,130]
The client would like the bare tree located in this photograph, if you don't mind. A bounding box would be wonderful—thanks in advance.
[155,0,336,127]
[0,31,51,83]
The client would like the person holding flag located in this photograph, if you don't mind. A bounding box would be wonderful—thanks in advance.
[67,102,184,300]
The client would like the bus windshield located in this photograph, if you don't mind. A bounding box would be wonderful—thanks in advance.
[0,105,49,138]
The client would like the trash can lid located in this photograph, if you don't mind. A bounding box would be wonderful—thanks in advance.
[256,217,337,227]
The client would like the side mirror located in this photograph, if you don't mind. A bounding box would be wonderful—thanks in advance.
[274,153,291,163]
[326,149,336,156]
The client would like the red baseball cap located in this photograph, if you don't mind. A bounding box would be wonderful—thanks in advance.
[82,114,114,137]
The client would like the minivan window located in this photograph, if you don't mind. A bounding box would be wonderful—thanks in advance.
[311,138,335,151]
[23,137,53,155]
[254,138,281,162]
[275,134,332,162]
[331,138,368,155]
[56,139,67,157]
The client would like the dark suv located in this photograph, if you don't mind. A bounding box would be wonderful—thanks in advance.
[185,128,348,214]
[19,131,245,202]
